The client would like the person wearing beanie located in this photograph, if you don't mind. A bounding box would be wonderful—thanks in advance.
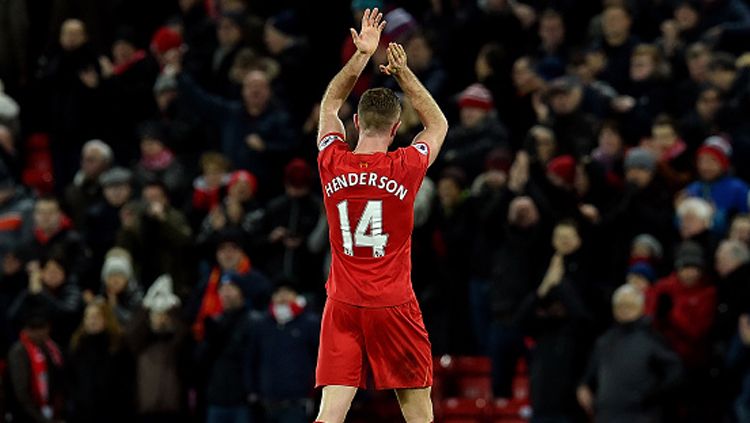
[646,241,716,369]
[685,136,750,234]
[150,26,183,67]
[626,262,657,291]
[630,233,664,266]
[546,155,577,188]
[99,253,143,325]
[133,122,188,203]
[543,75,597,157]
[441,82,510,180]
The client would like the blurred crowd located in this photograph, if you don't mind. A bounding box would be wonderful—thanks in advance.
[0,0,749,422]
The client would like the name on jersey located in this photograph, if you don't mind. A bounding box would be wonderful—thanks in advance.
[324,172,408,201]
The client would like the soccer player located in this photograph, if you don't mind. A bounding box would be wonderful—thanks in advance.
[313,8,448,423]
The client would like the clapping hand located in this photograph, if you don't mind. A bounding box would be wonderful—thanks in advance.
[379,43,407,76]
[350,8,386,56]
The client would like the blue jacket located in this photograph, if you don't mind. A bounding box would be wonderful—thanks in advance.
[686,175,750,234]
[248,310,319,401]
[177,73,295,179]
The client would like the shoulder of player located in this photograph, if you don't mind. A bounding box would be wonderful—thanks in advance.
[318,132,347,152]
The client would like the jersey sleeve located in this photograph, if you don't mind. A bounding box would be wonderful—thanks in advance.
[317,132,348,172]
[397,142,431,188]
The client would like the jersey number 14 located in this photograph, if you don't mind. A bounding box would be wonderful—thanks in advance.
[336,200,389,257]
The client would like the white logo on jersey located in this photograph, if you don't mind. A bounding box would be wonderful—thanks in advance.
[319,134,342,151]
[413,143,429,156]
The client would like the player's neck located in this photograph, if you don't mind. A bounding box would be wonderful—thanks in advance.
[353,134,390,155]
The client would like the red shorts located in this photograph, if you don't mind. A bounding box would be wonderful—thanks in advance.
[316,298,433,390]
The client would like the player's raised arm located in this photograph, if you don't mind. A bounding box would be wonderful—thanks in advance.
[380,43,448,166]
[317,8,386,146]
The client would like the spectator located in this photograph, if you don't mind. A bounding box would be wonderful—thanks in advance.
[96,250,143,325]
[126,275,189,423]
[508,56,547,145]
[133,122,188,203]
[64,139,113,228]
[196,271,254,423]
[84,167,135,279]
[189,228,271,341]
[577,284,682,423]
[205,12,247,97]
[590,5,640,92]
[726,314,750,422]
[714,240,750,344]
[648,115,693,194]
[116,180,193,296]
[685,136,750,234]
[535,9,569,64]
[248,286,319,422]
[8,257,82,348]
[515,251,591,422]
[540,76,598,157]
[246,159,321,293]
[630,233,665,269]
[197,169,260,246]
[675,43,713,117]
[676,197,718,263]
[647,241,717,370]
[729,214,750,246]
[679,84,723,153]
[439,83,509,180]
[190,152,230,226]
[66,300,134,423]
[7,307,65,423]
[591,120,626,178]
[0,168,34,256]
[626,262,658,292]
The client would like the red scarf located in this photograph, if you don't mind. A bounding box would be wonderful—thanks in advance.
[269,297,306,325]
[192,256,251,340]
[113,50,147,75]
[19,331,63,417]
[34,215,73,245]
[141,149,175,171]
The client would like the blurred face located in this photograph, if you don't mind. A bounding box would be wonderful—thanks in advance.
[242,71,271,114]
[708,69,736,92]
[625,168,654,188]
[679,211,708,239]
[143,186,168,207]
[651,124,677,152]
[0,126,14,155]
[687,52,710,81]
[264,22,288,55]
[696,89,721,120]
[715,244,739,277]
[549,88,581,115]
[216,242,242,270]
[81,147,109,178]
[42,260,66,289]
[475,49,492,80]
[677,266,702,286]
[627,274,650,292]
[406,36,432,71]
[730,218,750,244]
[438,178,462,209]
[34,200,62,233]
[630,54,655,81]
[512,58,535,90]
[697,153,723,181]
[156,90,178,112]
[631,243,653,259]
[217,17,242,47]
[149,311,173,333]
[552,224,581,255]
[602,8,631,43]
[83,305,105,334]
[105,273,128,295]
[613,292,644,323]
[459,107,488,128]
[103,183,132,207]
[509,199,540,228]
[272,287,297,304]
[598,126,623,156]
[534,130,556,162]
[539,15,564,48]
[140,138,164,158]
[228,180,252,201]
[112,40,136,66]
[675,4,699,30]
[60,19,87,51]
[218,283,244,310]
[204,164,225,188]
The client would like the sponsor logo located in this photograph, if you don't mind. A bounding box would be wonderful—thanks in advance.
[319,134,341,151]
[413,143,429,156]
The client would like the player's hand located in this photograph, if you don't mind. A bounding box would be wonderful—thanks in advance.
[350,8,386,56]
[379,43,407,76]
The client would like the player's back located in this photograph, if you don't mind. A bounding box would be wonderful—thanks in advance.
[317,133,430,307]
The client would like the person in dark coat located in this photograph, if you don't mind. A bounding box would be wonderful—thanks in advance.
[578,284,683,423]
[63,140,112,229]
[7,307,65,423]
[196,274,254,423]
[66,300,134,423]
[248,286,319,423]
[132,122,188,205]
[589,5,640,93]
[515,251,592,423]
[714,240,750,346]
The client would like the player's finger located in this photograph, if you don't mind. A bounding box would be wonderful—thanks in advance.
[374,12,383,26]
[371,8,379,24]
[363,8,371,25]
[386,44,397,64]
[378,20,387,32]
[379,64,391,75]
[396,44,406,60]
[350,28,358,41]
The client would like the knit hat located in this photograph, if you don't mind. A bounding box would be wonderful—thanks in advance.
[383,8,417,44]
[697,135,732,171]
[150,27,183,54]
[674,241,705,269]
[0,80,19,121]
[101,255,133,281]
[547,155,577,186]
[216,228,244,249]
[99,167,133,187]
[547,76,580,96]
[142,274,181,312]
[458,83,494,111]
[228,170,257,195]
[631,234,664,259]
[284,159,312,189]
[627,262,657,283]
[485,147,513,173]
[624,147,657,171]
[352,0,383,10]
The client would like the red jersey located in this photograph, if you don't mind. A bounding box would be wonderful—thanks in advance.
[317,132,430,307]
